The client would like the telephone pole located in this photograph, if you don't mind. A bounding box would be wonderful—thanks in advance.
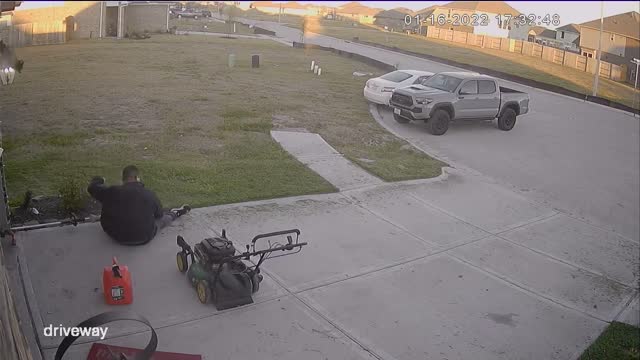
[592,1,604,96]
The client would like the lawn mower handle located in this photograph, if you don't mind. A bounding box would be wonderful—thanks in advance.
[251,229,300,244]
[177,235,193,254]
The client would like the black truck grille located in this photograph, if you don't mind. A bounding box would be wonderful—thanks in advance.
[391,93,413,107]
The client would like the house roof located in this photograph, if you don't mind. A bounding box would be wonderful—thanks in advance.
[375,9,410,20]
[441,1,521,16]
[580,11,640,40]
[251,1,309,9]
[336,2,381,16]
[413,5,438,16]
[556,23,580,34]
[529,26,557,39]
[392,7,414,15]
[281,1,308,10]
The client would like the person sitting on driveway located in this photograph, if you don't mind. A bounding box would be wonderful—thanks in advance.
[88,165,190,245]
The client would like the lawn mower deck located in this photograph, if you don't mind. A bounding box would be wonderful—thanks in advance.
[176,229,306,310]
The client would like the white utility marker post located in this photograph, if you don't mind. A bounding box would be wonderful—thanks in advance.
[592,0,604,96]
[311,60,315,71]
[314,65,319,74]
[318,68,322,76]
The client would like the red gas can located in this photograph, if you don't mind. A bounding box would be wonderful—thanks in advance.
[103,257,133,305]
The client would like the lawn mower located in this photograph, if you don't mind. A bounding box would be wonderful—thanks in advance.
[176,229,306,310]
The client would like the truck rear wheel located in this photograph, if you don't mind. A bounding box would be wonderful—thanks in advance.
[497,108,517,131]
[393,113,410,124]
[427,109,450,135]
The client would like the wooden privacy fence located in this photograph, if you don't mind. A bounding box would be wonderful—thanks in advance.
[425,26,628,83]
[0,21,65,48]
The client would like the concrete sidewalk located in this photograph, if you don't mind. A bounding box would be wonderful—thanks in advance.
[271,130,383,191]
[6,166,638,360]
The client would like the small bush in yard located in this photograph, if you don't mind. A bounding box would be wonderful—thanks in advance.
[58,178,87,213]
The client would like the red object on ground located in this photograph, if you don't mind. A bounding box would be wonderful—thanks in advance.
[87,343,202,360]
[102,257,133,305]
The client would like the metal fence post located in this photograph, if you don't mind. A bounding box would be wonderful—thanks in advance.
[0,148,10,236]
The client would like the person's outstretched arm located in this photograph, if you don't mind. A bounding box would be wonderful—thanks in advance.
[87,177,108,202]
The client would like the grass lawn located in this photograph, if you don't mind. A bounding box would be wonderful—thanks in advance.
[170,18,254,35]
[0,34,445,209]
[306,24,640,110]
[237,8,303,26]
[580,322,640,360]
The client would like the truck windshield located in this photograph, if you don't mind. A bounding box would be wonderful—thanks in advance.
[380,71,412,82]
[422,74,464,92]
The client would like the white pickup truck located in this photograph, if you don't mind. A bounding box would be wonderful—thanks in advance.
[389,72,530,135]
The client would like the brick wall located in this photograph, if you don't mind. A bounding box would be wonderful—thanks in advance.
[124,4,168,35]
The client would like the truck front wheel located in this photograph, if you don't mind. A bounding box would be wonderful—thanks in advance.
[393,113,410,124]
[497,108,517,131]
[427,109,450,135]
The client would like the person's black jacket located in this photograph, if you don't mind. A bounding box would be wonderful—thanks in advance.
[88,177,163,245]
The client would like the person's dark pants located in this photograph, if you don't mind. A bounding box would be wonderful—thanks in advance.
[156,211,178,232]
[117,211,177,246]
[155,211,178,232]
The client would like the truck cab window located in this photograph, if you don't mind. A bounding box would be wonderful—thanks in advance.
[459,80,478,95]
[478,80,496,94]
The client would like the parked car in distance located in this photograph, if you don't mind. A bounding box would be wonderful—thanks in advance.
[201,10,212,18]
[175,10,203,19]
[364,70,434,105]
[389,72,530,135]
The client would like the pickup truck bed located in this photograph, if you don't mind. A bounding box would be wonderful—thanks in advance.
[499,86,524,93]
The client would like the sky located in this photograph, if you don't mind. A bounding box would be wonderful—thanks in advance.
[14,1,640,29]
[300,1,640,28]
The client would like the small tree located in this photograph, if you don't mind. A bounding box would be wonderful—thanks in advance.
[224,5,239,35]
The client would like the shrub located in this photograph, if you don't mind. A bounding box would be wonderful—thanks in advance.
[58,178,87,214]
[129,31,151,40]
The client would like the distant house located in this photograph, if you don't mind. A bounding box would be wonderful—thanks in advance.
[374,8,413,32]
[528,26,556,43]
[578,11,639,83]
[250,1,318,16]
[555,23,580,52]
[416,1,521,37]
[510,22,580,52]
[9,1,169,39]
[335,2,381,24]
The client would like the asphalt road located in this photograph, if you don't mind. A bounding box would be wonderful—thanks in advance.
[242,19,640,242]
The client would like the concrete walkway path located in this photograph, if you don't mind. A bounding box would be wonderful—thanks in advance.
[271,130,383,190]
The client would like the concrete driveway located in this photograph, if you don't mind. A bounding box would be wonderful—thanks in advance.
[8,167,638,360]
[6,131,638,360]
[238,18,640,242]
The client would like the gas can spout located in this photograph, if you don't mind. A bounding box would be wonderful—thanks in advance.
[112,257,122,278]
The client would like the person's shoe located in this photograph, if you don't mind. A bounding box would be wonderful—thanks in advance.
[171,205,191,217]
